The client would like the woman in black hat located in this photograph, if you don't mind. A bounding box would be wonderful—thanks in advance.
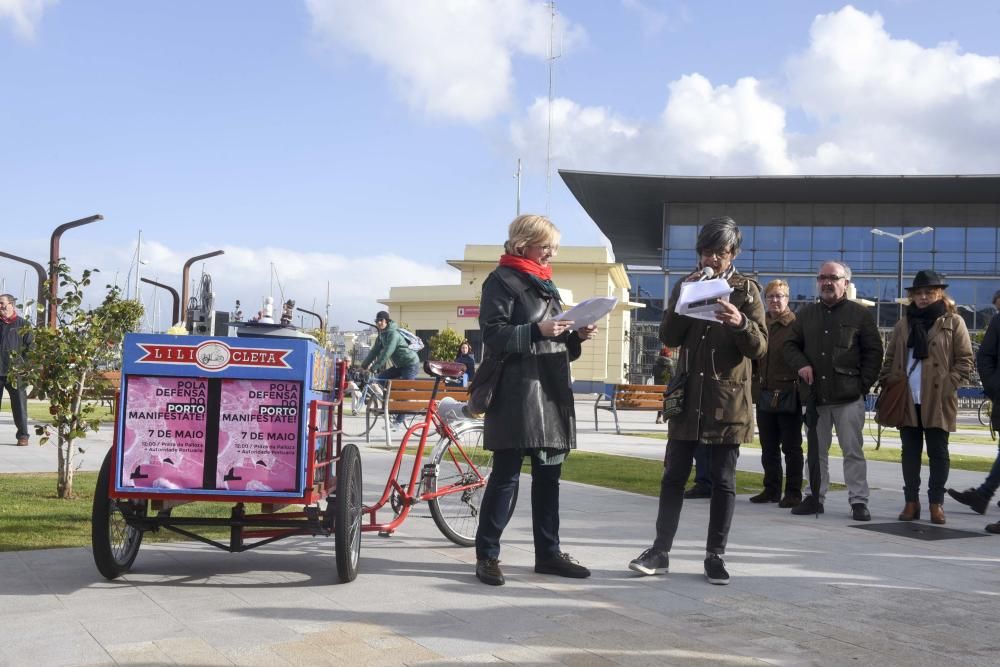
[878,270,973,525]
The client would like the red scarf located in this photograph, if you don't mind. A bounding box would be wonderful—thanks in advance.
[498,253,552,280]
[0,309,16,325]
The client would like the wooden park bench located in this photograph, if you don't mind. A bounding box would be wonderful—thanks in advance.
[594,383,666,435]
[85,370,122,413]
[370,378,470,447]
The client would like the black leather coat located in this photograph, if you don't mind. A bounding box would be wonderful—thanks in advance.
[479,266,582,452]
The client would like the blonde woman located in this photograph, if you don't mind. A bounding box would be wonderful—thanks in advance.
[474,214,598,586]
[879,270,973,525]
[750,280,803,507]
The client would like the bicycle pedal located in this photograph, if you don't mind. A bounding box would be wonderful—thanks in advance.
[377,530,393,538]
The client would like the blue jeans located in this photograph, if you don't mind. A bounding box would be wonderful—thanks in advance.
[378,365,419,424]
[693,443,711,490]
[475,449,562,561]
[978,445,1000,498]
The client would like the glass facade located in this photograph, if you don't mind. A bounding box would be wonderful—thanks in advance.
[626,206,1000,331]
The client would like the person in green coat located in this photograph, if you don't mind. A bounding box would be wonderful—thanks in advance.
[361,311,420,427]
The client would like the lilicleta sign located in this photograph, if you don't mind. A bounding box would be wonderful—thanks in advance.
[136,340,292,372]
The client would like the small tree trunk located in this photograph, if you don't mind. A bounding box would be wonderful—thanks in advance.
[56,431,69,498]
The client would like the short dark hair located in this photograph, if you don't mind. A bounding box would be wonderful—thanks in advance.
[696,216,742,257]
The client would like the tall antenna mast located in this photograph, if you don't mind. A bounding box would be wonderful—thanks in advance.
[514,158,522,216]
[545,0,559,215]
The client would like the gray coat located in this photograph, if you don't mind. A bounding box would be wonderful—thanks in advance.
[479,266,582,452]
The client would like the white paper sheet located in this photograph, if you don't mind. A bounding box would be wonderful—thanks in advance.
[547,296,618,329]
[675,278,733,322]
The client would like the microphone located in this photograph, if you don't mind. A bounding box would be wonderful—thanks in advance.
[696,266,715,281]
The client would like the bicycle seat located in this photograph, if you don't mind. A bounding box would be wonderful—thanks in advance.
[424,360,466,378]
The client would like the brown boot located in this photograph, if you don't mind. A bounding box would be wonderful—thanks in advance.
[898,501,921,521]
[929,503,946,525]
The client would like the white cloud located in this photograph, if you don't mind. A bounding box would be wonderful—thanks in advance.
[304,0,585,123]
[512,5,1000,177]
[0,0,55,40]
[27,240,459,331]
[512,74,794,176]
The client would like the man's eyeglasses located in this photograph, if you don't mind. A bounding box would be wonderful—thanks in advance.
[816,274,846,282]
[699,249,732,260]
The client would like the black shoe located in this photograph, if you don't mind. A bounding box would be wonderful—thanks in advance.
[790,495,823,515]
[683,485,712,499]
[704,553,730,585]
[749,490,780,504]
[851,503,871,521]
[535,552,591,578]
[475,558,505,586]
[778,493,802,509]
[628,548,669,576]
[986,522,1000,534]
[947,487,989,515]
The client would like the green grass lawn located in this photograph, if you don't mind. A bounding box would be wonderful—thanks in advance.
[0,472,234,552]
[1,401,115,425]
[2,450,770,552]
[625,431,998,473]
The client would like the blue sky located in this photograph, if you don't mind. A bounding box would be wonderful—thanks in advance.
[2,1,999,328]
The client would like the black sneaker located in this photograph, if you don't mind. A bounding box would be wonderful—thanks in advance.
[534,552,591,578]
[749,490,780,504]
[947,487,989,515]
[778,493,802,509]
[790,495,824,515]
[851,503,871,521]
[683,485,712,499]
[704,553,730,585]
[475,558,505,586]
[986,522,1000,534]
[628,548,669,576]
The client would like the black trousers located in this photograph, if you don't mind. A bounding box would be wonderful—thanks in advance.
[899,404,950,504]
[755,407,804,497]
[654,440,740,555]
[1,376,29,439]
[475,449,561,561]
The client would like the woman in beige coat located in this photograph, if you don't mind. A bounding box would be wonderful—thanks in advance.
[879,270,973,525]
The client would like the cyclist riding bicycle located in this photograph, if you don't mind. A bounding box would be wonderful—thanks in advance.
[361,311,420,428]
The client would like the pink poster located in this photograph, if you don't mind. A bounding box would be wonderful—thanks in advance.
[216,380,301,492]
[121,376,208,489]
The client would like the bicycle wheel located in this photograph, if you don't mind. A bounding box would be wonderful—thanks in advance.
[333,443,363,583]
[979,399,991,427]
[428,422,516,547]
[91,450,145,579]
[342,393,380,438]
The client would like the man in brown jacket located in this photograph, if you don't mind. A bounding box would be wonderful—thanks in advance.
[629,217,767,585]
[783,261,883,521]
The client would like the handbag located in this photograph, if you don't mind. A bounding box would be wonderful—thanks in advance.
[875,359,918,428]
[466,355,504,416]
[758,388,798,415]
[661,371,687,420]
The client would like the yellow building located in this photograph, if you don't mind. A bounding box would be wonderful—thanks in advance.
[379,245,642,391]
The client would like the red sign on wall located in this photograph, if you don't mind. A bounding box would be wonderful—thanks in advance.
[457,305,480,318]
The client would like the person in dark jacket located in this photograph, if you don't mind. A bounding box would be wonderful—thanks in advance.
[948,289,1000,533]
[629,216,767,586]
[473,214,598,586]
[750,279,803,508]
[452,340,476,386]
[783,261,883,521]
[880,271,973,525]
[0,294,32,446]
[361,311,420,427]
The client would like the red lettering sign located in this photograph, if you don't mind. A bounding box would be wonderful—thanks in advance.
[457,305,480,318]
[136,341,291,372]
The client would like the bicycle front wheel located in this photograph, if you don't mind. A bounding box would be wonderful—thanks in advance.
[979,400,992,427]
[428,422,515,546]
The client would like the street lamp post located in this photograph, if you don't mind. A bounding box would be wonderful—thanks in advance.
[870,226,934,318]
